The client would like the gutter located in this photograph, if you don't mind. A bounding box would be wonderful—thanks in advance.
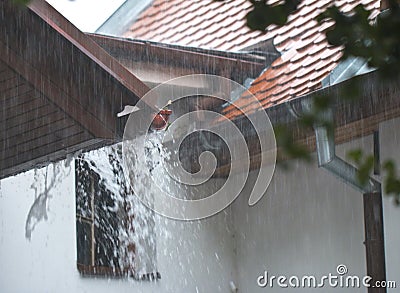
[297,98,381,193]
[286,95,386,293]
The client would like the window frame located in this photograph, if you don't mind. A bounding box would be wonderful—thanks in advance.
[74,146,161,280]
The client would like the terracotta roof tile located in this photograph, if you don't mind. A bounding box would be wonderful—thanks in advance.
[220,0,379,120]
[125,0,273,51]
[125,0,379,120]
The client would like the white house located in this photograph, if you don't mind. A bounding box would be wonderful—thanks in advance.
[1,0,399,292]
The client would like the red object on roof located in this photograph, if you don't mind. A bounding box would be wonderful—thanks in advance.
[151,109,172,130]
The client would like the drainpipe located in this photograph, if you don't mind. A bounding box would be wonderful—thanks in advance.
[313,111,381,194]
[287,99,386,292]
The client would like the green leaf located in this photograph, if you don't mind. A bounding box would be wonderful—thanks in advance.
[13,0,31,5]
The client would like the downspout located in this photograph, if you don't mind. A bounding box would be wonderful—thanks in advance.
[314,113,381,193]
[287,98,386,292]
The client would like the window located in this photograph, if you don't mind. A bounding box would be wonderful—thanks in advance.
[75,144,160,280]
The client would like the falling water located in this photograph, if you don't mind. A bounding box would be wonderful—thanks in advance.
[22,124,204,280]
[76,131,174,279]
[25,161,72,241]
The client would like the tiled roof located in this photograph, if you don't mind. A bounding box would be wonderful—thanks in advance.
[222,0,380,119]
[124,0,272,51]
[125,0,380,119]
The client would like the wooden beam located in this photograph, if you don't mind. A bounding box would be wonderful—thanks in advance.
[363,192,387,293]
[0,0,150,141]
[1,118,63,149]
[89,33,267,82]
[0,137,107,179]
[0,39,114,139]
[1,94,48,122]
[213,70,400,177]
[0,83,33,101]
[29,0,150,100]
[1,124,84,161]
[0,110,66,140]
[213,103,400,177]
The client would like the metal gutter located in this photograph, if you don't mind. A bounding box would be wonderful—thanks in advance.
[297,98,381,193]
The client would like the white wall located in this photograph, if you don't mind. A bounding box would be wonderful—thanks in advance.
[1,120,400,293]
[0,163,237,293]
[380,117,400,287]
[231,136,371,292]
[231,124,400,292]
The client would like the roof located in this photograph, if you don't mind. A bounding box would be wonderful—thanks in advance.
[215,70,400,176]
[96,0,153,36]
[89,34,271,88]
[0,0,277,179]
[0,0,149,179]
[124,0,274,51]
[222,0,380,120]
[124,0,380,119]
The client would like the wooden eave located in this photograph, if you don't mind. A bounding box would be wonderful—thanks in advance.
[0,0,149,179]
[88,34,270,87]
[206,71,400,177]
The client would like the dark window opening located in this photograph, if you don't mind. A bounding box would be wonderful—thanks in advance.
[75,146,160,280]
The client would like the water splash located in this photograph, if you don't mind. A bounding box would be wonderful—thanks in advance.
[123,131,175,276]
[78,138,161,278]
[25,161,71,241]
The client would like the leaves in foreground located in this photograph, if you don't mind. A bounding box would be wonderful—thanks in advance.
[246,0,300,30]
[12,0,30,6]
[317,1,400,80]
[348,149,400,205]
